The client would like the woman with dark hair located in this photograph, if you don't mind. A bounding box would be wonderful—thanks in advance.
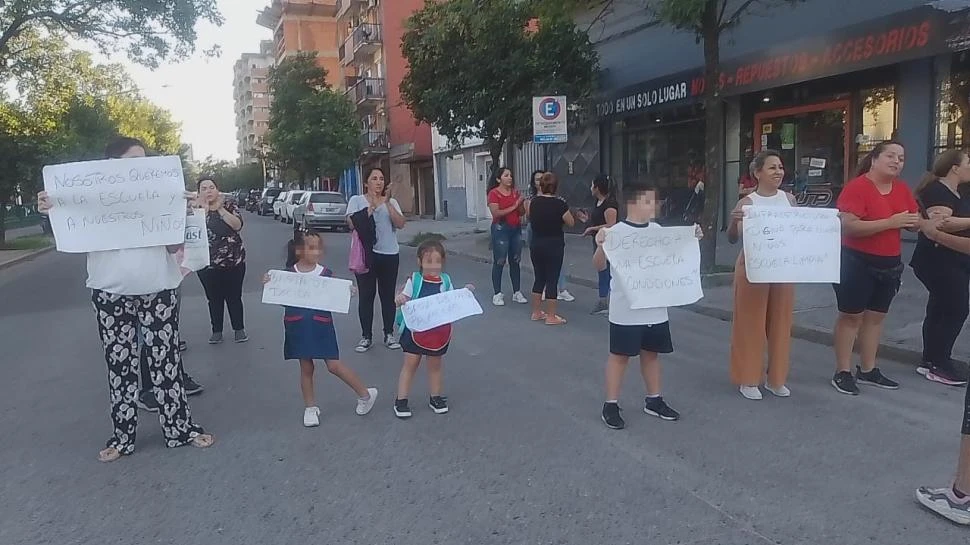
[346,167,406,352]
[196,176,248,344]
[831,140,920,395]
[910,149,970,386]
[527,172,575,325]
[577,174,618,314]
[487,166,527,306]
[525,169,574,302]
[36,136,213,462]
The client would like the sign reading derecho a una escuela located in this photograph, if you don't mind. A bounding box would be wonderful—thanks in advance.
[42,156,187,253]
[603,226,703,309]
[742,206,841,283]
[261,270,353,314]
[402,288,483,332]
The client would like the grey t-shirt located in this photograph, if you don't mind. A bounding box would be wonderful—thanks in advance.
[346,195,402,255]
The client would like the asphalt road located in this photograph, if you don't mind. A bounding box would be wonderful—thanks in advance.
[1,213,967,544]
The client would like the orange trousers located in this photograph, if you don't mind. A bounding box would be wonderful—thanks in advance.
[729,255,795,387]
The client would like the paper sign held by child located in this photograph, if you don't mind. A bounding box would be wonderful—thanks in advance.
[262,270,353,314]
[602,225,703,309]
[402,288,483,332]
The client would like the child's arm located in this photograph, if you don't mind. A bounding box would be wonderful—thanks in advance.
[593,229,608,272]
[395,277,413,306]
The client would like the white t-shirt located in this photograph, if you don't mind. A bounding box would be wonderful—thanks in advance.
[346,195,402,255]
[608,221,669,326]
[86,247,183,296]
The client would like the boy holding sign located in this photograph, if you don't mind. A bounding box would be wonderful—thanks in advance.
[594,181,697,429]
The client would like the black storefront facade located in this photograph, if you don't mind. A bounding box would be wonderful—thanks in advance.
[594,2,970,225]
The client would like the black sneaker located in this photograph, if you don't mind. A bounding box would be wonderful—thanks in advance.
[601,402,625,429]
[831,371,860,395]
[136,391,160,412]
[856,366,899,390]
[429,396,449,414]
[394,398,412,419]
[925,359,970,386]
[644,396,680,421]
[183,375,204,396]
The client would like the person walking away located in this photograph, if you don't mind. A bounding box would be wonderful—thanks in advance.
[488,167,527,306]
[576,174,618,315]
[726,150,798,400]
[527,170,575,303]
[196,177,248,344]
[392,240,474,418]
[913,218,970,525]
[526,172,574,325]
[37,136,213,462]
[910,150,970,386]
[346,167,406,352]
[831,140,920,395]
[595,181,699,429]
[264,230,378,427]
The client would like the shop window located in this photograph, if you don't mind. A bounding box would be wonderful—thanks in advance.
[935,52,970,153]
[623,119,705,191]
[858,86,897,154]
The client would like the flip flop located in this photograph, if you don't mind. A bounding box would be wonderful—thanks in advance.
[98,447,122,463]
[530,311,547,321]
[191,434,215,449]
[545,315,567,326]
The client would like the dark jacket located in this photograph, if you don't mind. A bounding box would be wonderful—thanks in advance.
[349,208,377,268]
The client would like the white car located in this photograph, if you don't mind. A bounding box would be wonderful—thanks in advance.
[281,191,305,224]
[272,191,290,220]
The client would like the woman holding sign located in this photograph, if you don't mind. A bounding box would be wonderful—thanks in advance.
[727,150,798,400]
[37,137,213,462]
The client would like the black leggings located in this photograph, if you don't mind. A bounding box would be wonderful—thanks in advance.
[913,261,970,365]
[963,383,970,435]
[198,263,246,333]
[530,237,564,300]
[355,252,399,340]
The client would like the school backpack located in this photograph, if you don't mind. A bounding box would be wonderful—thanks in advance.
[395,271,453,332]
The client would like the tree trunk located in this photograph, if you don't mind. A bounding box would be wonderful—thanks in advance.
[698,7,723,273]
[0,196,7,247]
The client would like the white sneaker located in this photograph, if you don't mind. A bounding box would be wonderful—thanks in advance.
[511,291,528,304]
[558,290,575,302]
[492,293,505,306]
[765,384,791,397]
[303,406,321,427]
[354,337,373,353]
[739,386,763,400]
[356,388,378,415]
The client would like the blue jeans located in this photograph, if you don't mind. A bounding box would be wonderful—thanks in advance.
[491,223,522,294]
[597,265,611,298]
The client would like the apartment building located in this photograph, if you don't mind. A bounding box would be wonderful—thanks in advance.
[336,0,434,216]
[257,0,341,84]
[233,40,275,165]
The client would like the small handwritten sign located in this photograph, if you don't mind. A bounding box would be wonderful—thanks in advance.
[402,288,483,332]
[43,156,187,253]
[262,270,353,314]
[742,206,840,283]
[602,225,703,309]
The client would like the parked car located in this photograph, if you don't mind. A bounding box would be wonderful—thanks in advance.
[293,191,349,232]
[272,191,290,220]
[258,188,282,215]
[281,191,305,224]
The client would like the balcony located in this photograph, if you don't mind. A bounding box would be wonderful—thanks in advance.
[360,130,390,156]
[340,23,382,66]
[346,77,385,109]
[336,0,365,20]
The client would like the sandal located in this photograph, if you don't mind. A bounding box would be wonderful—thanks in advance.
[530,311,547,321]
[191,434,215,449]
[98,447,122,463]
[545,315,567,326]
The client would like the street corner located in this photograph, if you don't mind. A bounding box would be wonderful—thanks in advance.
[0,245,55,272]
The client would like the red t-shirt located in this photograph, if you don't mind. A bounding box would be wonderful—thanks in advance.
[836,175,918,257]
[488,187,522,227]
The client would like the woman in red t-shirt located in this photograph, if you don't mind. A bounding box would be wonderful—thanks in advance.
[487,167,528,306]
[831,140,920,396]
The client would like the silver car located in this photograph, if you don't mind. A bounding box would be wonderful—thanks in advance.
[293,191,349,232]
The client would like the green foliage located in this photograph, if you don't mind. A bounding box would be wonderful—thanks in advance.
[266,53,361,182]
[401,0,598,163]
[1,235,53,251]
[195,157,265,193]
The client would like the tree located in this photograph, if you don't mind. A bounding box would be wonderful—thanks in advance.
[0,103,43,245]
[195,157,264,193]
[400,0,599,167]
[266,52,361,185]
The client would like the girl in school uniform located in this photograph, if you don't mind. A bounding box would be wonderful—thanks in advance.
[392,239,473,419]
[264,230,378,427]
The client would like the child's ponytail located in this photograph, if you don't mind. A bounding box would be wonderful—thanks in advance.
[284,236,299,269]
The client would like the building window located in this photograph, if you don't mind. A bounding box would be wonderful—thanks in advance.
[446,156,464,188]
[935,51,970,153]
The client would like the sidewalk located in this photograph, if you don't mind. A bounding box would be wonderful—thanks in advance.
[421,217,944,364]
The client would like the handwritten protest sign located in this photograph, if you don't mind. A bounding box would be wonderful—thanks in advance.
[262,270,353,314]
[42,156,187,253]
[602,225,702,309]
[402,288,483,332]
[742,206,840,283]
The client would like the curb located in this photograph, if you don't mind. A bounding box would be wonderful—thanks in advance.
[445,246,921,365]
[0,246,54,272]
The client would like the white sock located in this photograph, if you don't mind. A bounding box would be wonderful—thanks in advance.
[646,393,661,399]
[605,399,618,404]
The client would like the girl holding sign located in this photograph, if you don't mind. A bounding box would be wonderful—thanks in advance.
[264,230,378,428]
[393,240,474,419]
[727,150,798,400]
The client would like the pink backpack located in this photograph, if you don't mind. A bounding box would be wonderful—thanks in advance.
[349,230,369,274]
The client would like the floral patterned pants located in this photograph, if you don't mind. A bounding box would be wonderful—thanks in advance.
[92,289,205,454]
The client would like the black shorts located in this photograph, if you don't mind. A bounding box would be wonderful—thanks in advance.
[832,248,902,314]
[400,329,449,357]
[609,322,673,357]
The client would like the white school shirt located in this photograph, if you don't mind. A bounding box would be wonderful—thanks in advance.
[608,221,669,326]
[86,247,183,296]
[346,195,402,255]
[746,190,791,208]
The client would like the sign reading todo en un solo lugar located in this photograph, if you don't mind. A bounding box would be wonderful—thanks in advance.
[742,206,841,283]
[262,271,353,314]
[42,155,188,253]
[603,226,703,309]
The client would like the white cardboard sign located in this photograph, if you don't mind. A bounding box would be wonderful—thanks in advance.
[43,156,187,253]
[742,205,841,283]
[402,288,483,332]
[603,225,703,309]
[261,270,353,314]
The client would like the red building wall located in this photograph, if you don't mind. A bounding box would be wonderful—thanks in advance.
[380,0,432,158]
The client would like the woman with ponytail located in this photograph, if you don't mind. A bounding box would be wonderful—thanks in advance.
[577,174,618,315]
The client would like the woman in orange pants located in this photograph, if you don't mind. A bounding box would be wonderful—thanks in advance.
[727,150,797,400]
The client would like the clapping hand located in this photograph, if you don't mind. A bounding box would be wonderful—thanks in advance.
[576,209,590,223]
